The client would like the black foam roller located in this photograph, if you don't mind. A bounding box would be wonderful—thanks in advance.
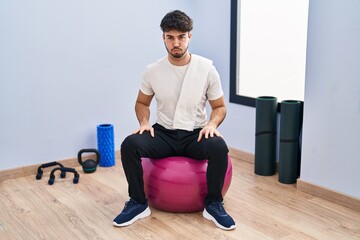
[254,96,278,176]
[278,100,303,184]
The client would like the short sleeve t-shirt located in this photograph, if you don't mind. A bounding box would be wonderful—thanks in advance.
[140,55,223,130]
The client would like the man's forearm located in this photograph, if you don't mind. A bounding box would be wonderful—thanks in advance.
[135,102,151,126]
[208,106,227,128]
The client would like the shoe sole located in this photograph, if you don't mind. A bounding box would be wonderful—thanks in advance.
[202,209,236,231]
[113,207,151,227]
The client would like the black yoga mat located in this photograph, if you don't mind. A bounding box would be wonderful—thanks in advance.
[254,96,278,176]
[278,100,303,184]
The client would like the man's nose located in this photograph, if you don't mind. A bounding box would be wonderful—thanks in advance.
[173,38,180,47]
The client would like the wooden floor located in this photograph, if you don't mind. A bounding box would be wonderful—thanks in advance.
[1,157,360,240]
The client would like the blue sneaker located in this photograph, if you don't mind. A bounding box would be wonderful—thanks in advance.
[113,199,151,227]
[203,202,236,230]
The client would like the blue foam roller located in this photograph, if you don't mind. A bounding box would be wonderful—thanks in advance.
[97,124,115,167]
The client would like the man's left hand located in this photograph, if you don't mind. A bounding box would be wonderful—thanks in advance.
[197,125,222,142]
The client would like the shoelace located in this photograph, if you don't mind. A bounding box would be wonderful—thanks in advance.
[123,199,137,211]
[210,202,227,215]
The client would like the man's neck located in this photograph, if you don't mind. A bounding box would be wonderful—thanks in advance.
[168,52,191,66]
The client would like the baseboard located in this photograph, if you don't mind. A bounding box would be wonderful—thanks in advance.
[297,179,360,212]
[2,148,359,212]
[228,147,254,164]
[229,148,360,212]
[0,148,249,182]
[0,148,245,182]
[0,150,121,182]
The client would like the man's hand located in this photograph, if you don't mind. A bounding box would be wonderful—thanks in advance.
[197,124,222,142]
[133,123,155,137]
[197,96,226,142]
[133,91,154,137]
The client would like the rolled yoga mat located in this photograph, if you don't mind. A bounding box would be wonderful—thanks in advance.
[97,124,115,167]
[278,100,303,184]
[254,96,278,176]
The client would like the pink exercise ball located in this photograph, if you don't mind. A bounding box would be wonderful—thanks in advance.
[141,156,233,212]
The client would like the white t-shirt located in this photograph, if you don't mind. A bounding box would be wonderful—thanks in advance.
[140,55,224,130]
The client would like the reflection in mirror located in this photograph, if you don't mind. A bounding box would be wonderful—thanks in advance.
[230,0,309,107]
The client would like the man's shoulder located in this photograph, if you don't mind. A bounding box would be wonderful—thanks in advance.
[145,56,168,70]
[142,56,169,79]
[191,54,213,66]
[192,54,212,61]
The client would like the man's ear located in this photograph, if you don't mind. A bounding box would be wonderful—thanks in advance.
[188,32,192,39]
[162,33,165,40]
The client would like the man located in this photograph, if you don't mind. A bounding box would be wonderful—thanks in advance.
[113,10,236,231]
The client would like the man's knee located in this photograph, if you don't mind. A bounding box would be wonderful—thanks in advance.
[121,134,137,151]
[203,137,228,155]
[121,133,149,156]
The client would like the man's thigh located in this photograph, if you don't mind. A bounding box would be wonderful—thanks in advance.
[122,129,176,158]
[183,135,228,160]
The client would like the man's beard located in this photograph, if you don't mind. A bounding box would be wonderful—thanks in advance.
[167,46,189,59]
[171,52,185,58]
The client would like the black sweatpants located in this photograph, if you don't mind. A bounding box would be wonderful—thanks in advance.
[120,123,229,206]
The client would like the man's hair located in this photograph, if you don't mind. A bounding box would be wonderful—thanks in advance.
[160,10,193,33]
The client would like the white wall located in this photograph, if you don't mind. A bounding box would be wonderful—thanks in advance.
[1,0,359,199]
[300,0,360,198]
[0,0,190,169]
[1,0,256,172]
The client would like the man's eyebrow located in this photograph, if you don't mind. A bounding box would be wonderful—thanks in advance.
[165,33,186,37]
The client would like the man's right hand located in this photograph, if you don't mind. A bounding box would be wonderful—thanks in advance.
[132,123,155,137]
[134,90,154,137]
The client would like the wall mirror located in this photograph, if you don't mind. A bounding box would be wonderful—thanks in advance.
[230,0,309,107]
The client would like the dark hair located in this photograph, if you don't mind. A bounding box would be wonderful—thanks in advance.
[160,10,193,32]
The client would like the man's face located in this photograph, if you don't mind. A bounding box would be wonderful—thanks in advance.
[163,30,192,59]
